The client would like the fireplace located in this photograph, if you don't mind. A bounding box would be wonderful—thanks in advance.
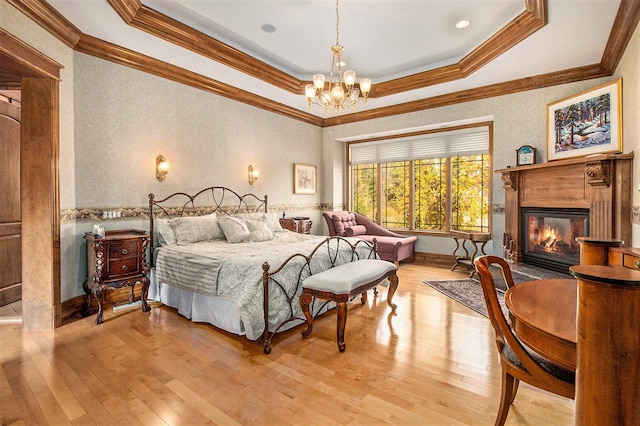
[497,153,633,275]
[522,208,589,274]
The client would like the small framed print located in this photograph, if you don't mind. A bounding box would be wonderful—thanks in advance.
[293,163,316,194]
[516,145,536,166]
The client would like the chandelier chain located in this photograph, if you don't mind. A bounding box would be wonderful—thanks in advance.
[335,0,340,45]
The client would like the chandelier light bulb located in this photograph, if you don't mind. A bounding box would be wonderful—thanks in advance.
[360,78,372,96]
[313,74,325,90]
[343,70,356,88]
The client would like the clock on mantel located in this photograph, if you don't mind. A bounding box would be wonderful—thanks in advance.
[516,145,536,166]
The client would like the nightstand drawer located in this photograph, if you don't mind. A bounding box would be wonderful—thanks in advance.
[109,239,139,260]
[107,257,140,278]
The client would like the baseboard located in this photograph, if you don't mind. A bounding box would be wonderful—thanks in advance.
[413,251,456,268]
[0,283,22,307]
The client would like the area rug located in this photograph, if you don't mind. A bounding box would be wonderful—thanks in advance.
[423,268,535,317]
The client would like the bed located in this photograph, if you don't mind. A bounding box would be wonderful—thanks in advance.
[147,186,376,353]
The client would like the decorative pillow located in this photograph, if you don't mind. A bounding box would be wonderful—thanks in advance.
[156,219,177,245]
[244,218,268,232]
[344,225,367,236]
[244,228,275,243]
[171,214,224,245]
[234,212,284,233]
[332,213,357,236]
[218,216,251,243]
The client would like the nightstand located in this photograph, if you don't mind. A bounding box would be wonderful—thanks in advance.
[280,217,312,234]
[83,229,151,324]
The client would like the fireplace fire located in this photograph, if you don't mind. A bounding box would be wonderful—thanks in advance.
[522,208,589,274]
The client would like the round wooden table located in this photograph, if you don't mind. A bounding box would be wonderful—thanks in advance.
[504,278,577,371]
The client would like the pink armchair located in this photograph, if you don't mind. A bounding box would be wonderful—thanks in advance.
[323,211,417,266]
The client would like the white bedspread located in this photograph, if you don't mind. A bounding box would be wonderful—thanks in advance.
[155,232,372,340]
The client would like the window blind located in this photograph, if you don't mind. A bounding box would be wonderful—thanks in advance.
[350,126,489,165]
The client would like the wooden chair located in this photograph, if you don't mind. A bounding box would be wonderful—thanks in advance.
[474,255,575,425]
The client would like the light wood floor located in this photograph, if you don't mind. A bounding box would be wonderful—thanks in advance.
[0,264,574,425]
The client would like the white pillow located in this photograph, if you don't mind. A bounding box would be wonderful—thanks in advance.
[218,216,251,243]
[244,217,268,232]
[156,219,177,245]
[244,228,275,243]
[242,218,275,242]
[234,212,284,233]
[172,214,224,245]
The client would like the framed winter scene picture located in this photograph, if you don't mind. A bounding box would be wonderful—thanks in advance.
[547,79,622,161]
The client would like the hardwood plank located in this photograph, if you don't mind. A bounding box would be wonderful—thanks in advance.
[0,264,575,425]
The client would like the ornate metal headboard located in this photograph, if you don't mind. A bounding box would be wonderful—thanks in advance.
[148,186,268,262]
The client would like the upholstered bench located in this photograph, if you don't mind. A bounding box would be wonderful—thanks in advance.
[299,259,399,352]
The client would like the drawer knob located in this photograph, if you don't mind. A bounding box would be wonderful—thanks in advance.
[121,265,128,271]
[121,249,128,255]
[634,260,640,269]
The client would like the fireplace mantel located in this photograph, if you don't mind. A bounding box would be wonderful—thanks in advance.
[496,152,633,263]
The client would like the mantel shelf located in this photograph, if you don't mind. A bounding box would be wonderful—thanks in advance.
[495,152,634,174]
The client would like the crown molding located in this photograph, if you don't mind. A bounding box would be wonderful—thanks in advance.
[107,0,304,94]
[323,63,610,127]
[6,0,81,48]
[106,0,547,99]
[74,34,324,127]
[4,0,639,128]
[372,0,547,98]
[600,0,640,72]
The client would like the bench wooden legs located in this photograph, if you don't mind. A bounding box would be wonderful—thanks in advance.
[300,293,314,339]
[300,270,398,352]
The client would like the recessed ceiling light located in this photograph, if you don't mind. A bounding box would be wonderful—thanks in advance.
[262,24,276,33]
[456,19,470,29]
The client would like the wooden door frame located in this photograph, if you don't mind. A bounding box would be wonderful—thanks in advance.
[0,29,62,329]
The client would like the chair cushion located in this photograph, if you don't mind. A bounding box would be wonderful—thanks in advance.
[303,259,396,294]
[502,343,575,384]
[332,212,357,236]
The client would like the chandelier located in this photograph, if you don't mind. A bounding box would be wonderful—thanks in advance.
[305,0,371,111]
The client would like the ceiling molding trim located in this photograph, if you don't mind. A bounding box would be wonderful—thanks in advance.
[457,0,547,76]
[5,0,635,129]
[107,0,546,99]
[323,64,610,127]
[368,0,547,98]
[74,34,324,127]
[600,0,640,72]
[6,0,81,49]
[107,0,303,94]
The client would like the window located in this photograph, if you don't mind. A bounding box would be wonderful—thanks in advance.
[349,124,491,233]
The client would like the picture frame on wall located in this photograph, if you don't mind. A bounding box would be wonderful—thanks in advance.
[547,79,622,161]
[293,163,317,194]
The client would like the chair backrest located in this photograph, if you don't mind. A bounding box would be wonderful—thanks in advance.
[474,255,575,398]
[322,211,344,236]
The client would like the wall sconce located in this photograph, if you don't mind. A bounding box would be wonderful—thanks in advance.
[248,165,259,185]
[156,155,169,181]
